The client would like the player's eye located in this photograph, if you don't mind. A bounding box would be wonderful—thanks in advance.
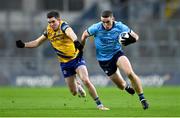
[102,21,110,24]
[48,20,56,24]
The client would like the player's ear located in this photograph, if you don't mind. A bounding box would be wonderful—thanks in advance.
[57,18,61,22]
[112,16,115,21]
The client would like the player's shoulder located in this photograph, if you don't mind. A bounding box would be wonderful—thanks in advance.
[114,21,124,27]
[60,20,69,28]
[60,20,70,32]
[61,20,68,25]
[114,21,128,29]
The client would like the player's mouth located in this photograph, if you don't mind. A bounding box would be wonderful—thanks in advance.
[51,25,58,30]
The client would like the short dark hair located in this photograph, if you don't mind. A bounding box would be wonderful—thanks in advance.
[47,10,60,19]
[101,10,113,18]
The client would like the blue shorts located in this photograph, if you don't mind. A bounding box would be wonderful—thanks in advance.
[60,56,86,78]
[98,51,124,76]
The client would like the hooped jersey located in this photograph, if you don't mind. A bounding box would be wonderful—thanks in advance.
[43,20,79,63]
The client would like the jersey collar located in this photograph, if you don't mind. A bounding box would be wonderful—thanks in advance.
[101,21,115,31]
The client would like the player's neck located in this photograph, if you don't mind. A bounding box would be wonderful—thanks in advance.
[102,22,115,31]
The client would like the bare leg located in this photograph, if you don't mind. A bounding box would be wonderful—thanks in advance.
[117,56,149,109]
[76,65,109,110]
[109,69,126,90]
[116,56,143,94]
[76,65,98,99]
[109,69,135,95]
[65,75,78,96]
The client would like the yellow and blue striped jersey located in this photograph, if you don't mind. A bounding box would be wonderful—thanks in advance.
[43,20,79,63]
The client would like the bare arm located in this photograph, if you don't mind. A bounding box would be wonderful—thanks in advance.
[81,30,90,46]
[25,35,47,48]
[64,27,78,41]
[64,27,85,52]
[130,30,139,41]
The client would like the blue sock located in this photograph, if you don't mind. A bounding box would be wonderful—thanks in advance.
[94,97,102,106]
[138,93,145,101]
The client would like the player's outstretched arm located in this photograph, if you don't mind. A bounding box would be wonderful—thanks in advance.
[16,35,47,48]
[81,30,90,46]
[16,40,25,48]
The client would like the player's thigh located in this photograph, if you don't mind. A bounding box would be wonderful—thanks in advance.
[65,75,77,91]
[76,65,89,80]
[116,56,134,75]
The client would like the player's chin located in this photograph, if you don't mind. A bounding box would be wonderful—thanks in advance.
[105,27,111,30]
[106,26,113,30]
[52,26,58,31]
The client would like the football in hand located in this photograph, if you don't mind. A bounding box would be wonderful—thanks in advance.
[118,32,129,44]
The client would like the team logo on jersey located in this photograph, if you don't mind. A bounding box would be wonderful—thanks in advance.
[105,70,109,74]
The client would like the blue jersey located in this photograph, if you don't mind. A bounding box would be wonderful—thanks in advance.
[87,21,130,61]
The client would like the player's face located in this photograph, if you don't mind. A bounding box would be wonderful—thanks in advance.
[48,17,60,31]
[101,16,114,30]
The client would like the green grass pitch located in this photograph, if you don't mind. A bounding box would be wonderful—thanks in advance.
[0,86,180,117]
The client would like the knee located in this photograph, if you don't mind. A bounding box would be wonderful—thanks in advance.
[126,71,136,80]
[127,72,133,78]
[81,78,91,86]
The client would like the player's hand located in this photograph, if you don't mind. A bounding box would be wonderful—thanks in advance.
[16,40,25,48]
[121,33,136,46]
[74,40,84,58]
[74,40,84,51]
[78,50,83,58]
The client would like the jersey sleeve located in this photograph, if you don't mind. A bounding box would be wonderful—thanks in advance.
[119,22,130,33]
[61,22,69,33]
[87,24,98,36]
